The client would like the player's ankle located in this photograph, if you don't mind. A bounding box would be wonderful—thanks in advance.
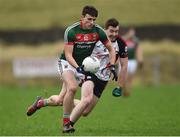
[37,99,48,108]
[70,121,75,126]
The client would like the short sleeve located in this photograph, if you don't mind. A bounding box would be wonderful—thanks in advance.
[117,36,128,58]
[96,25,109,45]
[64,27,75,45]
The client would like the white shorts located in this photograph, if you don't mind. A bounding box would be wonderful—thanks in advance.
[128,59,137,74]
[58,59,85,84]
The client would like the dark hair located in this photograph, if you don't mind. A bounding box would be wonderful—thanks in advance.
[82,6,98,17]
[105,18,119,29]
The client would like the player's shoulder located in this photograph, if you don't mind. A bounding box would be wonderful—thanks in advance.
[65,22,80,32]
[94,24,105,31]
[116,35,127,47]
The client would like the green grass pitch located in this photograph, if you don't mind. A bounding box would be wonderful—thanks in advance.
[0,84,180,136]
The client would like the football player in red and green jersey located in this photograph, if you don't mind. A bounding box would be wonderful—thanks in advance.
[60,6,116,133]
[122,27,143,96]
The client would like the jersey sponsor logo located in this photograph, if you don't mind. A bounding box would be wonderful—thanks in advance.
[76,44,92,49]
[76,34,82,40]
[75,33,98,42]
[84,34,89,41]
[92,33,98,41]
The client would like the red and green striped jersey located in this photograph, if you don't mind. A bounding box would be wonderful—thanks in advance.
[125,36,139,59]
[60,22,109,66]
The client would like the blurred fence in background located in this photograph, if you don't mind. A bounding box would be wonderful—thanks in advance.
[0,58,60,86]
[0,56,179,86]
[13,57,58,78]
[139,56,180,86]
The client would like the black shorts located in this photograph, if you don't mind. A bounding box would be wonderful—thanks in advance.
[86,74,108,98]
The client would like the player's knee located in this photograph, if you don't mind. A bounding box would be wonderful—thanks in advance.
[82,99,89,107]
[82,97,92,107]
[68,85,78,94]
[82,110,90,117]
[55,99,63,106]
[49,98,60,105]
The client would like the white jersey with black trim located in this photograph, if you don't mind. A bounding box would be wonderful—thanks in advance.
[91,40,119,81]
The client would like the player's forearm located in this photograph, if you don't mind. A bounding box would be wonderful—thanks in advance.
[105,41,116,65]
[66,56,78,68]
[108,48,116,65]
[65,53,79,68]
[118,58,128,88]
[118,66,127,88]
[64,45,79,68]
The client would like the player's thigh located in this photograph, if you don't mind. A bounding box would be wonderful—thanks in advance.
[81,80,94,99]
[62,71,78,92]
[58,59,84,85]
[58,59,77,85]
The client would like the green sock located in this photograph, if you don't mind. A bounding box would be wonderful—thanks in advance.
[63,114,70,118]
[44,99,49,106]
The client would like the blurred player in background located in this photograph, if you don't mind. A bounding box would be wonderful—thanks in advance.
[122,27,143,96]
